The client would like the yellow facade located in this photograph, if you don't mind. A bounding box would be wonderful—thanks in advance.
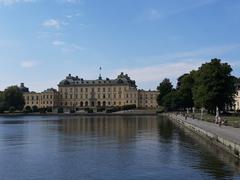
[58,73,158,109]
[235,89,240,110]
[138,90,159,109]
[23,73,159,110]
[24,88,60,108]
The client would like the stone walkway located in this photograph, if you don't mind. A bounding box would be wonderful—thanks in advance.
[170,114,240,146]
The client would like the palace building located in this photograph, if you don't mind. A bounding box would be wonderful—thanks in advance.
[22,72,159,110]
[23,87,61,109]
[235,83,240,110]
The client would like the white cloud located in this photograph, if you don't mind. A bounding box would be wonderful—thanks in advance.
[51,40,85,53]
[42,19,60,29]
[114,43,240,89]
[63,0,82,3]
[0,0,35,5]
[20,60,38,68]
[61,44,85,53]
[52,40,65,46]
[145,9,162,21]
[117,61,201,82]
[140,0,219,22]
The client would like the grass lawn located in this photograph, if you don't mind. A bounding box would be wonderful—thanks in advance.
[188,112,240,128]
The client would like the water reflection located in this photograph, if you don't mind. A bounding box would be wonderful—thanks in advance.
[0,115,239,180]
[59,116,157,138]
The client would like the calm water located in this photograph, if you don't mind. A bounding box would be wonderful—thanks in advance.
[0,115,239,180]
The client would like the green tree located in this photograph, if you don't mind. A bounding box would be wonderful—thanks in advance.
[157,78,173,106]
[4,86,25,110]
[192,59,235,113]
[0,91,6,113]
[177,72,195,109]
[162,90,181,111]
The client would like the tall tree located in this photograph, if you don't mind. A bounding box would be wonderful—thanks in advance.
[157,78,173,106]
[192,59,235,113]
[4,86,25,110]
[177,72,195,109]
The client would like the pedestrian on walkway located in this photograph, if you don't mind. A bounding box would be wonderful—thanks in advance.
[218,116,222,127]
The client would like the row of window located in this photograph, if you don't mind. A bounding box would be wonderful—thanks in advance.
[25,95,53,101]
[62,100,137,107]
[60,86,131,93]
[26,101,53,105]
[62,93,137,99]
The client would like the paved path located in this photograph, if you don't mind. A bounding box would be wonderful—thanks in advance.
[170,114,240,146]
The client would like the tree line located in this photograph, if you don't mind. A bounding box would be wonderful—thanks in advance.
[0,86,25,113]
[157,59,238,113]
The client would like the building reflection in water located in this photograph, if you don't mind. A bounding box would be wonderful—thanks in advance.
[58,115,158,142]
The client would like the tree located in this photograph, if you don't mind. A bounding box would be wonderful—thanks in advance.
[176,72,195,109]
[192,59,235,113]
[3,86,25,110]
[157,78,173,106]
[161,90,181,111]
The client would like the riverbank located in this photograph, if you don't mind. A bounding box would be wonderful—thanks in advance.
[167,113,240,159]
[0,110,157,117]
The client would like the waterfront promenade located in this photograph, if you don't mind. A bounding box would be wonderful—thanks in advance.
[169,114,240,158]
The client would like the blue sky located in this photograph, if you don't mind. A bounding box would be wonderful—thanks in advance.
[0,0,240,91]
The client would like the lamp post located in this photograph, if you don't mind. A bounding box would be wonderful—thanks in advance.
[192,107,195,119]
[200,107,204,121]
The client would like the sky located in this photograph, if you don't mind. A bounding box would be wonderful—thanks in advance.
[0,0,240,91]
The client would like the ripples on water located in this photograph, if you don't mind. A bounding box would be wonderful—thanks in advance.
[0,115,239,180]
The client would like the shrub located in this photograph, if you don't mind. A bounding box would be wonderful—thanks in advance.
[121,104,136,111]
[70,109,76,113]
[97,107,105,112]
[39,108,47,113]
[57,107,64,113]
[157,106,165,113]
[24,106,32,113]
[87,109,93,113]
[32,106,39,112]
[46,107,52,113]
[9,106,16,113]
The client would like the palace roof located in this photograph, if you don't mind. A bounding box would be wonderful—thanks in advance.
[58,72,137,88]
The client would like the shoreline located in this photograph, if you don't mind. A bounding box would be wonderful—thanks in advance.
[167,113,240,159]
[0,110,158,117]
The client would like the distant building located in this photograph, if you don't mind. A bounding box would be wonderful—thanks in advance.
[23,88,61,109]
[19,83,29,93]
[234,83,240,110]
[138,90,159,109]
[58,73,158,109]
[22,72,159,110]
